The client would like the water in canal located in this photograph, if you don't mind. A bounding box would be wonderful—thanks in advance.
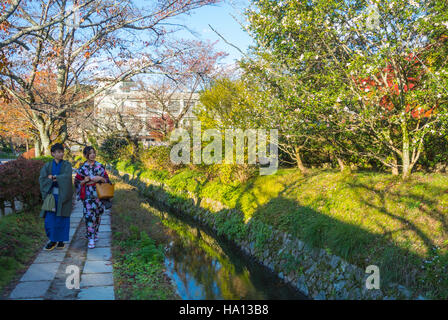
[150,201,307,300]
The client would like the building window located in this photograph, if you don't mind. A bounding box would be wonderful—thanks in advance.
[168,100,179,113]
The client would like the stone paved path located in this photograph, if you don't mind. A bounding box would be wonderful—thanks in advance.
[8,199,115,300]
[78,208,114,300]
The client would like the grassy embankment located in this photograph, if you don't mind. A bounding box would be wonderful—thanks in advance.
[113,160,448,299]
[110,177,179,300]
[0,207,47,296]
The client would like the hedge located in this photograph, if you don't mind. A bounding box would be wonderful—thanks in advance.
[0,159,46,214]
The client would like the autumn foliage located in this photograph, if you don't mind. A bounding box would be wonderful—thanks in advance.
[0,99,32,140]
[149,113,175,139]
[19,148,36,159]
[0,159,45,211]
[357,54,436,119]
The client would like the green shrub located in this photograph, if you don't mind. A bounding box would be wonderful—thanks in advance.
[71,154,85,169]
[215,163,257,184]
[140,169,170,182]
[166,169,205,194]
[31,156,53,163]
[99,135,129,163]
[116,144,139,162]
[419,134,448,172]
[119,159,144,174]
[214,209,246,242]
[0,159,45,211]
[141,145,182,173]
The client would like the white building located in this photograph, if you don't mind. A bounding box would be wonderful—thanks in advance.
[93,80,199,147]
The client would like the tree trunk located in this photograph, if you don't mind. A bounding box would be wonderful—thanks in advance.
[336,156,351,173]
[25,138,29,152]
[401,120,411,180]
[392,167,399,176]
[59,122,68,145]
[132,139,140,162]
[36,122,51,156]
[8,137,14,154]
[41,130,51,156]
[34,137,41,157]
[33,113,52,156]
[294,146,308,174]
[391,154,399,176]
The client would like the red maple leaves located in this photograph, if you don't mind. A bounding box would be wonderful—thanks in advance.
[356,53,436,119]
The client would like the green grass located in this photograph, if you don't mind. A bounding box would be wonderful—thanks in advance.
[114,160,448,298]
[111,180,179,300]
[0,208,47,295]
[31,156,53,162]
[0,153,18,159]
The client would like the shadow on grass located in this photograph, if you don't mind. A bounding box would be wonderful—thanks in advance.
[116,168,448,298]
[346,179,448,245]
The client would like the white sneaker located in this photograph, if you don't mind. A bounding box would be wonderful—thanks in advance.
[88,239,95,249]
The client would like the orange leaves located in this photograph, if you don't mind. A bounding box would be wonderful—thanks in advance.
[0,21,11,34]
[0,90,10,104]
[30,68,57,88]
[0,99,32,139]
[0,51,10,103]
[47,45,62,59]
[0,0,13,13]
[405,105,436,119]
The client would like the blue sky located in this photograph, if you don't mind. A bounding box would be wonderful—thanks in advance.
[166,0,254,66]
[88,1,255,80]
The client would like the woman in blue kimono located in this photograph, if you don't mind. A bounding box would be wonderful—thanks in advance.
[74,146,110,249]
[38,143,73,251]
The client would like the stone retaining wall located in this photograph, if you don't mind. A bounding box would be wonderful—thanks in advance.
[109,166,422,300]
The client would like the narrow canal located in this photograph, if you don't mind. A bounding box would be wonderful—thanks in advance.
[142,199,308,300]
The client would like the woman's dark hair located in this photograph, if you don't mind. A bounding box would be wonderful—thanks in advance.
[51,143,64,153]
[83,146,96,158]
